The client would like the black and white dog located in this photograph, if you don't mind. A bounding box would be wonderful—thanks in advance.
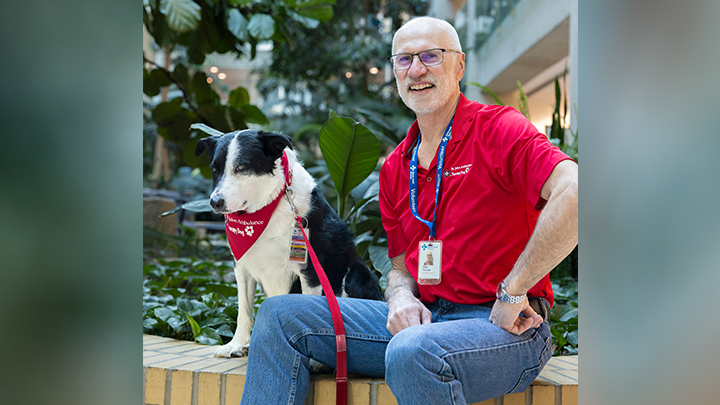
[195,129,383,358]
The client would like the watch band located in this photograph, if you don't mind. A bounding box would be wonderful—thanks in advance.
[496,280,527,304]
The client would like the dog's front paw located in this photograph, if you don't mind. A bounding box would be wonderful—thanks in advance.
[213,342,250,358]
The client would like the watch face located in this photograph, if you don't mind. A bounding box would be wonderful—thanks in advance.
[496,281,504,299]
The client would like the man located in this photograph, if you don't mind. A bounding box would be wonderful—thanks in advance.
[240,16,578,405]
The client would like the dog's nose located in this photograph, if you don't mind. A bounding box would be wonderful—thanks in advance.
[210,196,225,210]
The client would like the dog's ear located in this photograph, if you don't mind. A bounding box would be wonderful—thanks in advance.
[258,131,293,159]
[195,136,217,157]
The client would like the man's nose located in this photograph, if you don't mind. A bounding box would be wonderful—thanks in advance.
[407,55,427,78]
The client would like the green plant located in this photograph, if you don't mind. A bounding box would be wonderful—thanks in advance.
[465,80,531,120]
[143,0,336,180]
[318,115,380,218]
[549,277,578,355]
[143,257,271,345]
[547,73,578,163]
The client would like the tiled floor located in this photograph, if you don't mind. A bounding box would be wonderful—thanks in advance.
[143,334,578,405]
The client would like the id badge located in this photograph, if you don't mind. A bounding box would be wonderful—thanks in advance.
[289,224,309,269]
[418,240,442,285]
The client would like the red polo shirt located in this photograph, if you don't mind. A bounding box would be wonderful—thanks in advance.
[379,94,572,307]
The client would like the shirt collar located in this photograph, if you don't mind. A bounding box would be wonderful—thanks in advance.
[401,92,476,159]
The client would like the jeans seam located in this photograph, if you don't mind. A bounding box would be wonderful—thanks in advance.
[440,361,461,405]
[288,351,301,405]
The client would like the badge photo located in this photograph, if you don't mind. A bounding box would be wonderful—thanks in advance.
[418,240,442,285]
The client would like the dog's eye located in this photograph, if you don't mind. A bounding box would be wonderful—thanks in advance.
[211,167,218,174]
[234,165,245,173]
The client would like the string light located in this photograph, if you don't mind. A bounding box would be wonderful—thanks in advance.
[210,66,219,73]
[218,73,227,80]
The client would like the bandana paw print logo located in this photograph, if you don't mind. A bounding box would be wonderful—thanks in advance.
[245,226,254,236]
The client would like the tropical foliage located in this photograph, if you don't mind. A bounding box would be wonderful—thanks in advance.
[143,0,338,181]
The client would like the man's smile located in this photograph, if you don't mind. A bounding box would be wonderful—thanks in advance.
[409,83,434,91]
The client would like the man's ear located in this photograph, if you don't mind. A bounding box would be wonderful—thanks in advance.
[258,131,293,159]
[195,136,217,157]
[456,52,466,82]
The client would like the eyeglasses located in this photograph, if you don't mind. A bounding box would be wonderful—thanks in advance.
[387,48,461,71]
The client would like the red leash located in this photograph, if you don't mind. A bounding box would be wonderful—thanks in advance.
[283,153,348,405]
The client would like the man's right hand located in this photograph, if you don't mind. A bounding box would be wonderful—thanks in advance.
[384,254,432,335]
[386,290,432,335]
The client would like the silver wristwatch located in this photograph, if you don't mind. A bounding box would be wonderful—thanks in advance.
[496,280,527,304]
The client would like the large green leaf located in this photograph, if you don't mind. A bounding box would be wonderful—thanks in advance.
[240,105,268,125]
[195,327,223,345]
[143,68,161,97]
[226,8,249,41]
[159,0,202,33]
[155,106,197,142]
[153,307,177,322]
[151,98,183,126]
[319,116,380,201]
[566,330,578,346]
[150,68,173,87]
[228,87,250,108]
[559,308,578,323]
[186,313,201,337]
[368,245,392,276]
[190,71,219,105]
[247,14,275,40]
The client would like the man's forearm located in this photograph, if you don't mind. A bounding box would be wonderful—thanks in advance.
[504,161,579,295]
[384,254,418,302]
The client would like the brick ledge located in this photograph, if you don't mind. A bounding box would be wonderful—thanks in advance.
[143,334,577,405]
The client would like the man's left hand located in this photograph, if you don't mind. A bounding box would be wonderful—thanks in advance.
[489,299,543,335]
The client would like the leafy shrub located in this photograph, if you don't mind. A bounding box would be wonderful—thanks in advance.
[549,276,578,355]
[143,257,267,345]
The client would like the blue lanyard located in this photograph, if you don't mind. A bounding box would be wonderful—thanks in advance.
[409,118,453,239]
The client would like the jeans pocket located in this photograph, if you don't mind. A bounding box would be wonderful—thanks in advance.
[509,326,553,394]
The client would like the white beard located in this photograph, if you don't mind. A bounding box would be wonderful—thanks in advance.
[397,72,458,115]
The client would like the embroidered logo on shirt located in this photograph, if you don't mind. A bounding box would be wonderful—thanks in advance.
[446,164,472,177]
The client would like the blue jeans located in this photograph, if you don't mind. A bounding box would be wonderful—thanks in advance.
[239,295,553,405]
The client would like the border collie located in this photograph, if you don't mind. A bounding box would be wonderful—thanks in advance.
[195,129,383,358]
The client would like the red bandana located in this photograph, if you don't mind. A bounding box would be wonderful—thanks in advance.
[224,152,290,261]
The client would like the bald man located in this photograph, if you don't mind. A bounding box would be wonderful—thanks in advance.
[240,17,578,405]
